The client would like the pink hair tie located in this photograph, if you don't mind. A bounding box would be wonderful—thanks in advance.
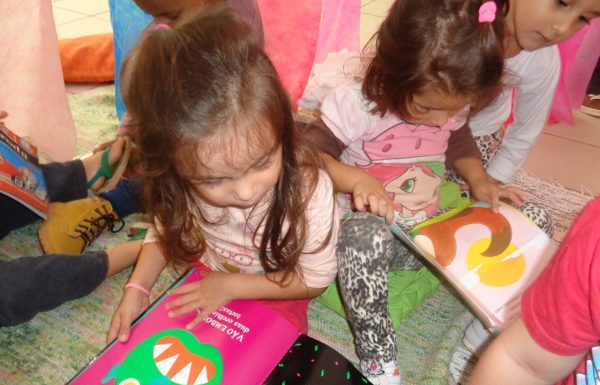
[125,283,151,296]
[155,23,171,30]
[478,1,497,23]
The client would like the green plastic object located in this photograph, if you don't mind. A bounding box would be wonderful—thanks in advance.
[316,267,440,330]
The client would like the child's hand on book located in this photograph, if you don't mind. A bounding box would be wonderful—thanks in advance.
[166,271,233,331]
[351,173,395,224]
[107,287,150,343]
[470,177,527,212]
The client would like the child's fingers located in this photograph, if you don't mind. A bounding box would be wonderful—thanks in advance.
[107,313,129,343]
[168,282,199,297]
[366,194,382,215]
[508,191,525,207]
[385,206,394,224]
[368,195,394,224]
[185,309,208,330]
[508,187,528,203]
[118,323,131,343]
[115,312,134,343]
[168,298,202,318]
[499,186,526,207]
[353,195,367,212]
[167,284,202,312]
[489,192,500,213]
[106,315,121,343]
[166,295,188,310]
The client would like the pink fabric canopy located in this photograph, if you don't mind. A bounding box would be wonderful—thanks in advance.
[257,0,360,108]
[550,23,600,124]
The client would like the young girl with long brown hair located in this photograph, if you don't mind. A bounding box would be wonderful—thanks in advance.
[107,9,338,343]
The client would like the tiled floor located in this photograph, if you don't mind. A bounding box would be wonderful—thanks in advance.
[52,0,112,39]
[52,0,600,195]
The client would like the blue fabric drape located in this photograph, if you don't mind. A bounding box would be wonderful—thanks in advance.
[108,0,151,120]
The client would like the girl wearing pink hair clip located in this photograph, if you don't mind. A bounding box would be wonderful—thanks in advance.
[458,0,600,356]
[302,0,517,383]
[451,0,600,232]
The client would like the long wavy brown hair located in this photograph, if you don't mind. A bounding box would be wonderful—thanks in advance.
[362,0,508,117]
[122,9,328,283]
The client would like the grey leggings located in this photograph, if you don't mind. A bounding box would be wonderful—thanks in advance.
[337,212,422,366]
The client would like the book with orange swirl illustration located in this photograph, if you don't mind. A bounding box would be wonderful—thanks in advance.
[390,201,557,330]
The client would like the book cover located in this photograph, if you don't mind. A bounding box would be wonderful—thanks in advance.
[67,268,371,385]
[390,201,556,330]
[0,124,48,217]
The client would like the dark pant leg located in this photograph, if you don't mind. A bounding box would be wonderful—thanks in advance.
[0,250,108,326]
[99,177,142,218]
[0,195,42,239]
[42,160,88,202]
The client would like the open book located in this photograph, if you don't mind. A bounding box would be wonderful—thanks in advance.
[67,268,371,385]
[390,201,556,330]
[0,123,48,217]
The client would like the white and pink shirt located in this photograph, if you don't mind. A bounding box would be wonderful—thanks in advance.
[320,83,469,226]
[146,170,338,289]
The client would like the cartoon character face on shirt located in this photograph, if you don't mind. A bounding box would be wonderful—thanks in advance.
[362,163,442,225]
[385,165,441,215]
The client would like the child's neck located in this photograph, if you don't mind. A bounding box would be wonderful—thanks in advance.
[503,3,522,59]
[504,36,522,58]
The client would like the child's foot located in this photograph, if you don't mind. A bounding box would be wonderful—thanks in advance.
[361,360,402,385]
[82,136,131,192]
[581,94,600,117]
[38,197,123,254]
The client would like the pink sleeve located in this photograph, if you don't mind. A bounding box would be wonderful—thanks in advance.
[296,170,339,288]
[521,198,600,355]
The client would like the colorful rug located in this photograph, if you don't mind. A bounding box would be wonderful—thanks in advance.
[0,85,593,385]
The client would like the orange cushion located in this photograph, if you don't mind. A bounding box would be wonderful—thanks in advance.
[59,34,114,83]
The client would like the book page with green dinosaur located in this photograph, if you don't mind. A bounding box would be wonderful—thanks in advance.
[67,268,373,385]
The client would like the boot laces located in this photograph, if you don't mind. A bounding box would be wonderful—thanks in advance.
[75,204,124,246]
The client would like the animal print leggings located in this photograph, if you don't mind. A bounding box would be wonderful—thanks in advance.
[447,132,554,237]
[336,212,422,373]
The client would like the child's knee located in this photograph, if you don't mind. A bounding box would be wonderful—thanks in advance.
[519,202,554,238]
[337,212,393,266]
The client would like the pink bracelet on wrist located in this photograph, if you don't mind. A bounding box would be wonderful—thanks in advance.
[125,283,150,296]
